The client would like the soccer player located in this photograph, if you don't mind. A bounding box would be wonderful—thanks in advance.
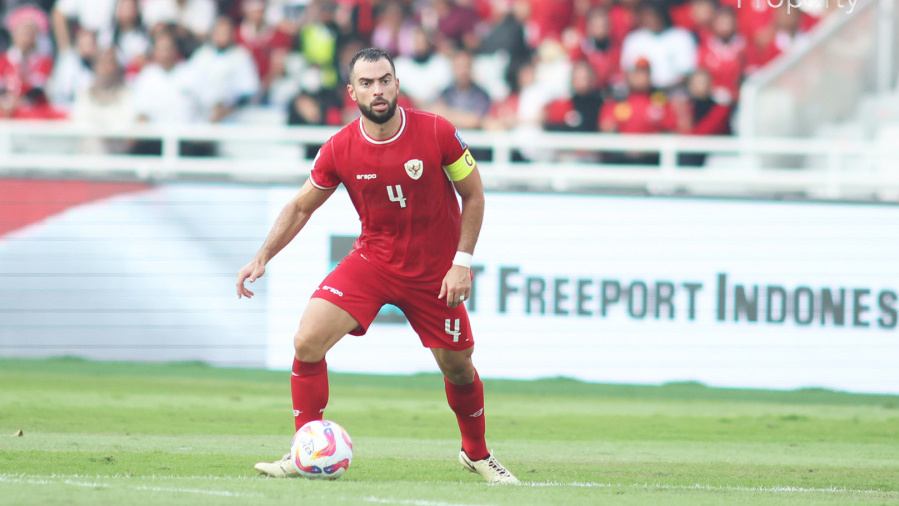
[236,47,519,485]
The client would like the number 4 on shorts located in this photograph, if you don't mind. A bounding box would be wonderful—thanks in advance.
[387,185,407,208]
[444,318,461,342]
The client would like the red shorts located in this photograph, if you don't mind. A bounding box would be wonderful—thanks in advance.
[311,251,474,351]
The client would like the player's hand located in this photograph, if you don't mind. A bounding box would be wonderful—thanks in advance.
[438,265,471,308]
[236,258,266,299]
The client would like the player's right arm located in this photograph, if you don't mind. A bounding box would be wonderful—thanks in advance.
[235,180,336,299]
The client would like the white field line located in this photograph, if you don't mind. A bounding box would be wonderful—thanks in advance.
[527,481,899,496]
[2,474,896,499]
[362,497,489,506]
[0,475,260,498]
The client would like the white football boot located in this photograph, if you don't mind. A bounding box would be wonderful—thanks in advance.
[254,453,299,478]
[459,450,520,484]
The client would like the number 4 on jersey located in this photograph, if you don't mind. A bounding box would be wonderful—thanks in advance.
[387,184,407,208]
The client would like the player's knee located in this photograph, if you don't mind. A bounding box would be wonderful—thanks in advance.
[293,332,326,362]
[443,362,476,385]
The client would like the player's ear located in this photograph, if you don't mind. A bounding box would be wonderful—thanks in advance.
[346,83,356,103]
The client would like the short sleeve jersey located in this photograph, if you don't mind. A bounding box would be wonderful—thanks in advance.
[310,107,476,283]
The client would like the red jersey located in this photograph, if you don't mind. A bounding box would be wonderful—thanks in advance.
[0,48,53,98]
[310,107,474,283]
[599,92,676,134]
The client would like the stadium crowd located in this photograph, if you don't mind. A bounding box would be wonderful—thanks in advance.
[0,0,829,160]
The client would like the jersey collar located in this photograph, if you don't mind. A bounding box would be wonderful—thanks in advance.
[358,107,406,145]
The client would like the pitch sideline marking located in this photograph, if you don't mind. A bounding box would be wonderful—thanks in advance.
[526,481,899,496]
[362,497,489,506]
[2,474,896,499]
[0,475,259,498]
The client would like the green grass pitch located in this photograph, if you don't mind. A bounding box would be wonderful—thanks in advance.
[1,358,898,505]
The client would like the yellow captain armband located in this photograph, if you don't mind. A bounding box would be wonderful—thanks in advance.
[444,149,477,181]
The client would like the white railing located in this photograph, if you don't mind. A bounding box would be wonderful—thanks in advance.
[1,120,898,199]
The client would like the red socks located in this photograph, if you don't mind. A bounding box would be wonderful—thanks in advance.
[291,357,488,461]
[444,371,489,461]
[291,358,329,431]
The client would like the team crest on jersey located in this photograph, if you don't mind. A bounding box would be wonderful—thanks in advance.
[404,159,424,180]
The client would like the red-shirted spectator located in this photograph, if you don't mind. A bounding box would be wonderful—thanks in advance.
[544,59,604,132]
[0,11,55,118]
[673,68,730,165]
[745,5,808,73]
[608,0,639,46]
[697,6,744,100]
[600,58,674,163]
[671,0,716,39]
[569,7,620,89]
[720,0,772,41]
[527,0,574,44]
[674,68,730,134]
[237,0,292,96]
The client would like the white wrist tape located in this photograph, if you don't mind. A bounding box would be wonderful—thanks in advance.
[453,251,473,268]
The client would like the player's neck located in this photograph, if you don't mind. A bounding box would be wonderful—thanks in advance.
[360,108,403,141]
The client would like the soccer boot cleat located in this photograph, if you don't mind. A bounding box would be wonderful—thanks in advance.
[458,450,520,484]
[254,453,299,478]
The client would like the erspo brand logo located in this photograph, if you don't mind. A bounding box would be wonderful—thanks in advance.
[320,285,344,297]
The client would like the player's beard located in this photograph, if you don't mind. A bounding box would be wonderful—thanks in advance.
[359,96,398,124]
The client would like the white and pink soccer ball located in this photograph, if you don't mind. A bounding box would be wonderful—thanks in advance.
[290,420,354,479]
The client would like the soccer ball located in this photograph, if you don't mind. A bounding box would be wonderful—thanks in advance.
[290,420,353,479]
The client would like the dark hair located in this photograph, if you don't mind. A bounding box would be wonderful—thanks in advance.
[638,1,673,29]
[348,47,396,80]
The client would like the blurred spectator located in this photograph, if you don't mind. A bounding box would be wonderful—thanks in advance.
[544,59,604,132]
[533,39,571,102]
[569,7,619,90]
[672,68,730,165]
[288,90,337,125]
[331,0,376,41]
[0,9,54,118]
[187,16,259,121]
[477,0,531,90]
[600,58,675,163]
[237,0,292,99]
[526,0,574,45]
[3,3,53,54]
[697,5,744,100]
[394,26,452,106]
[608,0,639,46]
[431,50,492,129]
[71,48,135,153]
[99,0,150,78]
[371,0,416,57]
[131,31,199,125]
[287,88,341,157]
[483,60,534,131]
[52,0,116,52]
[671,0,716,38]
[142,0,217,43]
[428,0,481,49]
[48,28,97,106]
[621,0,696,89]
[297,0,341,90]
[744,5,808,73]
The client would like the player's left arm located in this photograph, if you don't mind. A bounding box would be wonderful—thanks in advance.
[438,158,484,308]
